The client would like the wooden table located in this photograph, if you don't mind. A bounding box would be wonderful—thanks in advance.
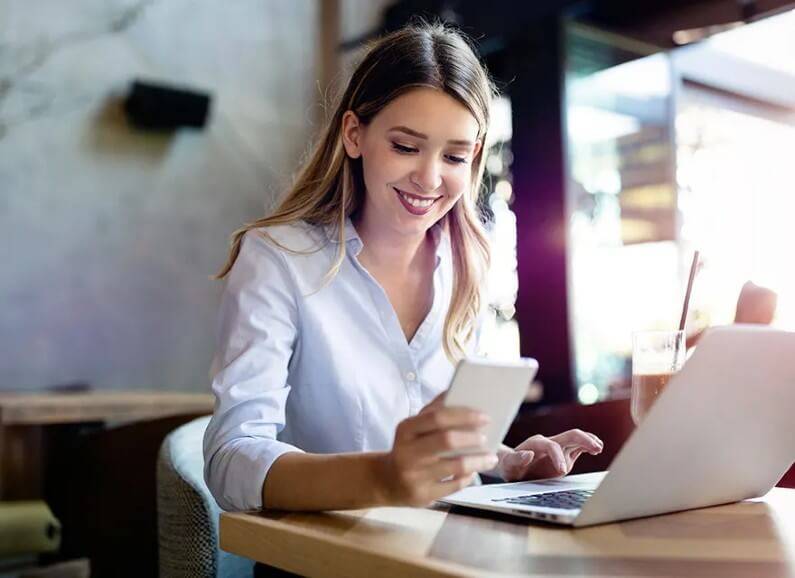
[221,488,795,577]
[0,390,213,499]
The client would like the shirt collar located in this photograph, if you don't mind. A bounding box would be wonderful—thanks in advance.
[325,217,359,243]
[429,220,447,271]
[324,217,363,254]
[324,217,448,266]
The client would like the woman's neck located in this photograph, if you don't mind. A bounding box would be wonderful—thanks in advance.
[353,214,432,274]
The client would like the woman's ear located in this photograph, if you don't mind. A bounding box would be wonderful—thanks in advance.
[469,140,484,180]
[472,139,483,162]
[341,111,363,159]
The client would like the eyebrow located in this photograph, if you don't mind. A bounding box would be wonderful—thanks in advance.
[387,125,475,147]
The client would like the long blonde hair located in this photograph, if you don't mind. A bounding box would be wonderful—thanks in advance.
[216,20,496,361]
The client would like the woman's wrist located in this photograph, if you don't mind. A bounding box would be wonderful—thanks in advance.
[369,451,396,506]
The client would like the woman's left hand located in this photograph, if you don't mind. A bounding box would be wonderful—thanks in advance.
[496,430,604,482]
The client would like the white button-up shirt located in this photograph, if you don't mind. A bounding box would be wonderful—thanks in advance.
[203,217,463,511]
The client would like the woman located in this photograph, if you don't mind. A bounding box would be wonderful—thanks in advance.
[203,21,603,513]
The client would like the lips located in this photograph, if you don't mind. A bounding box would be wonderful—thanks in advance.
[394,187,441,216]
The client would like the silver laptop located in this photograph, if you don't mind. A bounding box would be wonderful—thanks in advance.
[441,325,795,527]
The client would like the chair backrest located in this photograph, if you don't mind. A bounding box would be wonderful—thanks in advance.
[157,416,253,578]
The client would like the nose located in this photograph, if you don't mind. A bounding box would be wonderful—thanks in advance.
[410,158,443,193]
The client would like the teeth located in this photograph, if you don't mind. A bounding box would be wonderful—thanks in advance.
[398,190,435,209]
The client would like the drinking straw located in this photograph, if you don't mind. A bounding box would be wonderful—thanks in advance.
[673,250,700,370]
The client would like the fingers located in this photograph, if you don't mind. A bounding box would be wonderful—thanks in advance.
[386,406,494,507]
[502,430,605,483]
[432,472,479,500]
[517,435,568,472]
[503,450,535,468]
[498,450,535,482]
[584,431,604,452]
[425,453,498,483]
[390,454,495,507]
[411,429,488,462]
[402,407,488,439]
[550,429,603,454]
[566,447,584,464]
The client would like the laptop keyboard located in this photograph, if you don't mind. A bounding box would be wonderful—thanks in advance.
[492,489,595,510]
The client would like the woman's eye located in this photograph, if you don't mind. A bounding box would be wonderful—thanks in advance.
[392,143,418,154]
[391,142,468,164]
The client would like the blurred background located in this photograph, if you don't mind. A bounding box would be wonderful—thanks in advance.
[1,0,794,575]
[3,0,794,403]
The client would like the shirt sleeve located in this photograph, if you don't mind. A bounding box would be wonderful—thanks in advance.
[203,230,305,511]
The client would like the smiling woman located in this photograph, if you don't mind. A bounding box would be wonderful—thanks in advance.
[341,88,481,248]
[202,20,602,517]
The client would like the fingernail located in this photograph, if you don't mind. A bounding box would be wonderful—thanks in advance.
[558,460,567,472]
[479,433,487,445]
[477,413,490,424]
[522,452,533,463]
[487,455,499,467]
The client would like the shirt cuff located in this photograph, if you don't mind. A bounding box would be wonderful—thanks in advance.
[210,438,305,511]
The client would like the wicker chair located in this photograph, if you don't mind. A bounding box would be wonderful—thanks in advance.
[157,416,253,578]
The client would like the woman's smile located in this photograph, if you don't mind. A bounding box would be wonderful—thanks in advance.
[393,186,442,216]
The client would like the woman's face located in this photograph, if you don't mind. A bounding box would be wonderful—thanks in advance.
[342,87,482,239]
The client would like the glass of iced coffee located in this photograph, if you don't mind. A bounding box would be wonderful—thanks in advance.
[631,330,686,425]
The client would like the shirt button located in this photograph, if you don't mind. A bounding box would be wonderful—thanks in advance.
[405,371,417,382]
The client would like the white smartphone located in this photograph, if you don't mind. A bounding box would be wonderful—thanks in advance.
[439,356,539,458]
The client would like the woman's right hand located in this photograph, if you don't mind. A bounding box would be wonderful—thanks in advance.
[378,394,497,507]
